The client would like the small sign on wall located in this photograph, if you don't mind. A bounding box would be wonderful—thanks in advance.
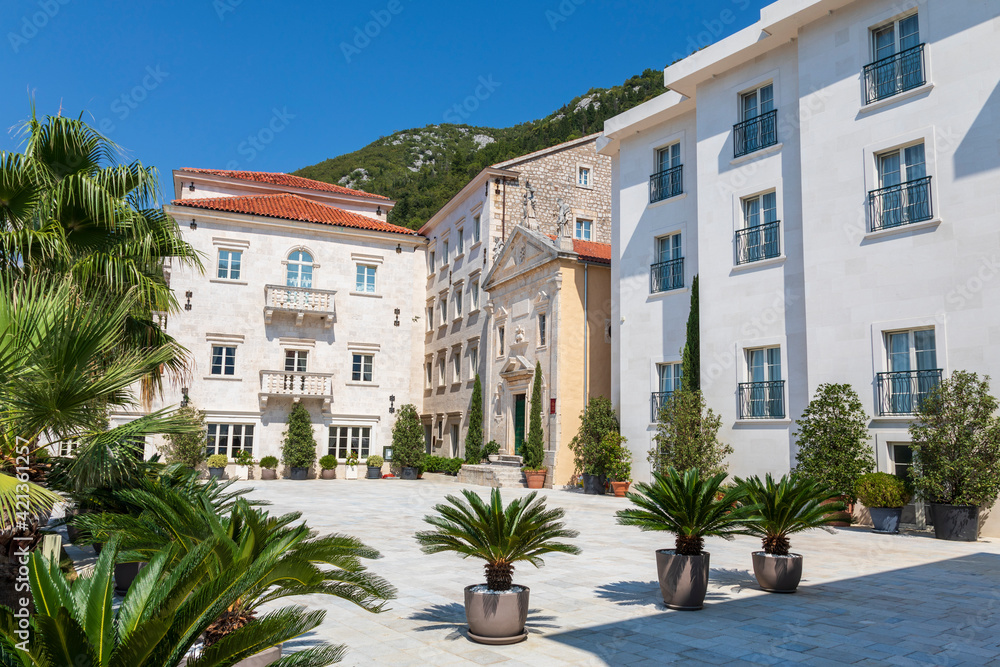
[550,398,557,415]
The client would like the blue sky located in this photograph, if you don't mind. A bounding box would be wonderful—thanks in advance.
[2,0,769,198]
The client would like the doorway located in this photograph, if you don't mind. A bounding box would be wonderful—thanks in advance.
[513,394,526,456]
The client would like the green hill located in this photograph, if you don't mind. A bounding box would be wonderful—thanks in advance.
[294,68,667,230]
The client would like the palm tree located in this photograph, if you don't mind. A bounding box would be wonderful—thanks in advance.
[415,488,580,591]
[736,473,843,555]
[616,467,752,555]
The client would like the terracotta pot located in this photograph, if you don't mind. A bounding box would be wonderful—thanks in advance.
[289,467,309,480]
[610,481,630,497]
[321,469,336,480]
[752,552,803,593]
[114,562,147,596]
[524,469,546,489]
[261,469,277,480]
[655,549,710,610]
[232,645,281,667]
[366,466,382,479]
[464,584,529,645]
[869,507,903,534]
[822,497,853,526]
[931,504,979,542]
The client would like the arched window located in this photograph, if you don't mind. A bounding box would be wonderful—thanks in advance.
[286,250,313,289]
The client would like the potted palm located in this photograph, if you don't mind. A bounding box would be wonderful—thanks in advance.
[415,488,580,644]
[345,450,360,479]
[281,404,317,480]
[736,473,843,593]
[854,472,911,534]
[259,456,279,480]
[318,454,338,480]
[616,467,750,610]
[366,454,384,479]
[206,454,228,480]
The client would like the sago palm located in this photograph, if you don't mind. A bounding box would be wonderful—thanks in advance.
[736,473,843,555]
[616,467,752,555]
[415,488,580,591]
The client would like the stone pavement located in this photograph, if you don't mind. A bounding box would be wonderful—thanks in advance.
[231,478,1000,666]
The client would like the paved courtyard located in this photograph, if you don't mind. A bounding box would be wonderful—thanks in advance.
[232,477,1000,666]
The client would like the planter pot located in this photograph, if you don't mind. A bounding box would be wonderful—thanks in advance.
[524,470,546,489]
[261,469,277,480]
[931,503,979,542]
[400,466,418,480]
[582,473,606,495]
[822,497,853,526]
[345,465,358,480]
[289,467,309,481]
[114,562,147,596]
[321,469,336,480]
[869,507,903,534]
[208,467,224,480]
[367,466,382,479]
[655,550,710,610]
[751,552,803,593]
[232,645,281,667]
[610,481,630,497]
[464,584,529,645]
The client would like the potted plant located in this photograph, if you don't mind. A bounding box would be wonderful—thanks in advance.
[606,434,632,497]
[366,454,384,479]
[233,449,255,480]
[854,472,911,534]
[259,455,279,480]
[281,404,317,480]
[318,454,338,480]
[616,467,750,610]
[736,473,842,593]
[521,363,548,489]
[206,454,228,480]
[345,450,359,479]
[415,488,580,644]
[392,404,424,480]
[909,370,1000,541]
[569,396,620,495]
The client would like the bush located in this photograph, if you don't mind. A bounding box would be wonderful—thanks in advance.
[483,440,500,458]
[522,363,546,470]
[910,371,1000,507]
[346,451,359,466]
[206,454,228,468]
[793,383,874,503]
[281,404,318,469]
[650,390,730,475]
[465,374,484,464]
[161,404,208,468]
[569,396,620,476]
[233,450,254,467]
[605,433,631,482]
[259,456,279,470]
[318,455,338,470]
[855,473,911,509]
[392,404,425,469]
[421,455,465,475]
[366,455,384,467]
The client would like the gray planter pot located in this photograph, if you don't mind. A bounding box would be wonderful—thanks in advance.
[869,507,903,534]
[582,473,606,495]
[261,469,277,480]
[208,467,224,480]
[931,503,979,542]
[367,466,382,479]
[321,469,336,480]
[289,467,309,480]
[464,584,529,645]
[114,562,147,595]
[401,466,418,480]
[751,552,803,593]
[655,550,710,610]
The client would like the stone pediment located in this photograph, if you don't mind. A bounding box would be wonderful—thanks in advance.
[484,225,560,290]
[499,352,534,379]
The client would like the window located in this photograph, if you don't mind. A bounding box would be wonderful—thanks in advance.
[575,218,593,241]
[740,347,784,419]
[429,251,436,273]
[878,329,941,415]
[284,350,308,373]
[871,143,931,231]
[211,346,236,376]
[651,234,684,292]
[442,239,449,266]
[286,250,313,289]
[329,426,371,460]
[206,424,254,457]
[866,13,923,104]
[455,287,463,318]
[59,440,79,457]
[470,279,480,311]
[452,352,461,381]
[578,166,591,187]
[437,419,443,442]
[473,214,481,243]
[352,353,374,382]
[456,227,464,255]
[451,424,460,457]
[737,192,780,264]
[891,444,914,485]
[652,363,683,421]
[651,143,682,202]
[469,344,479,379]
[438,356,446,385]
[426,361,433,387]
[439,295,448,323]
[426,305,434,330]
[498,326,505,356]
[538,314,547,347]
[217,249,242,280]
[356,265,376,293]
[734,83,777,157]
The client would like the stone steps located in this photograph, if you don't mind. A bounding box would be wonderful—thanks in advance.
[457,463,525,488]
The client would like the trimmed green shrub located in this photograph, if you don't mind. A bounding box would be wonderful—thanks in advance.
[681,275,699,392]
[569,396,620,476]
[522,363,546,470]
[650,390,731,475]
[206,454,228,468]
[366,454,384,467]
[605,433,631,482]
[465,374,484,463]
[855,472,911,509]
[318,454,338,470]
[161,404,208,468]
[392,404,425,469]
[259,455,279,470]
[281,404,318,469]
[484,440,500,458]
[421,456,465,475]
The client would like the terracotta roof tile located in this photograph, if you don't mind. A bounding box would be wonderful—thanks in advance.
[173,193,418,236]
[547,235,612,264]
[180,168,390,200]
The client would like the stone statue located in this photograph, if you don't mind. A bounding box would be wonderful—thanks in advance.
[492,236,504,262]
[556,198,571,237]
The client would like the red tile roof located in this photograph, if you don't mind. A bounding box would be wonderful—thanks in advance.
[173,193,418,236]
[180,168,390,200]
[548,235,612,264]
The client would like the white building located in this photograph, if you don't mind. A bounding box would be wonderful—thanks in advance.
[601,0,1000,526]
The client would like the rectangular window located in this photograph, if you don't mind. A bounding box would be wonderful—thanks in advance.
[741,83,774,121]
[352,353,374,382]
[451,423,460,457]
[356,265,376,293]
[206,424,254,457]
[284,350,308,373]
[59,440,79,457]
[328,426,371,460]
[439,356,446,385]
[469,345,479,379]
[217,250,242,280]
[656,144,681,173]
[575,219,593,241]
[442,240,449,266]
[578,166,591,187]
[453,352,461,381]
[737,192,780,264]
[652,362,683,421]
[880,328,940,415]
[427,305,434,330]
[498,325,505,356]
[538,313,547,347]
[891,444,914,485]
[473,214,481,243]
[456,227,464,255]
[426,361,433,387]
[867,13,922,103]
[455,287,463,317]
[211,346,236,376]
[439,295,448,323]
[429,251,436,273]
[735,83,777,157]
[872,143,930,230]
[740,347,784,419]
[470,279,480,310]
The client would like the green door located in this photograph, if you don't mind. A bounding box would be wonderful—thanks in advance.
[513,394,526,456]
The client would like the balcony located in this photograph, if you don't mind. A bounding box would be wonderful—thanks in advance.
[736,221,780,265]
[733,110,777,159]
[264,285,336,328]
[876,369,942,416]
[863,44,925,105]
[738,380,785,419]
[868,176,932,232]
[649,165,683,203]
[259,370,332,412]
[650,258,684,293]
[650,391,675,422]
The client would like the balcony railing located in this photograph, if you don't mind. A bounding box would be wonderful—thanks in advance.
[877,369,942,416]
[863,43,925,105]
[650,257,684,293]
[739,380,786,419]
[868,176,932,232]
[733,110,778,158]
[736,221,781,265]
[650,165,683,203]
[259,370,333,411]
[651,391,674,422]
[264,284,336,328]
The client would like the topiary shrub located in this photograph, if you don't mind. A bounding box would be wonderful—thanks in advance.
[366,454,384,467]
[259,456,279,470]
[569,396,620,477]
[855,472,911,509]
[465,374,484,464]
[318,454,338,470]
[483,440,500,458]
[161,404,208,468]
[604,433,631,482]
[206,454,228,468]
[650,390,730,475]
[281,404,317,470]
[522,363,546,471]
[392,404,425,470]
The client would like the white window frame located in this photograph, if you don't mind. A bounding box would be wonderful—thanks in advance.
[454,286,463,318]
[328,425,372,461]
[577,164,593,189]
[456,225,465,256]
[439,294,448,323]
[469,276,481,311]
[210,345,237,376]
[216,249,243,281]
[537,313,547,348]
[472,213,482,244]
[356,264,377,294]
[438,355,446,386]
[574,218,593,241]
[452,349,461,383]
[351,353,374,383]
[206,423,255,458]
[284,349,308,373]
[426,303,435,331]
[441,238,450,268]
[497,325,506,357]
[469,342,479,380]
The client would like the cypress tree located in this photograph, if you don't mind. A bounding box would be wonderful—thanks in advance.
[681,275,700,392]
[281,403,318,469]
[465,374,484,463]
[523,362,545,470]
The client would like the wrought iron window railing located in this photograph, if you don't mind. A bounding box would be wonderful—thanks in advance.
[863,43,926,105]
[733,109,778,158]
[739,380,786,419]
[876,369,942,415]
[868,176,932,232]
[650,164,683,203]
[736,221,780,265]
[650,257,684,293]
[651,391,675,422]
